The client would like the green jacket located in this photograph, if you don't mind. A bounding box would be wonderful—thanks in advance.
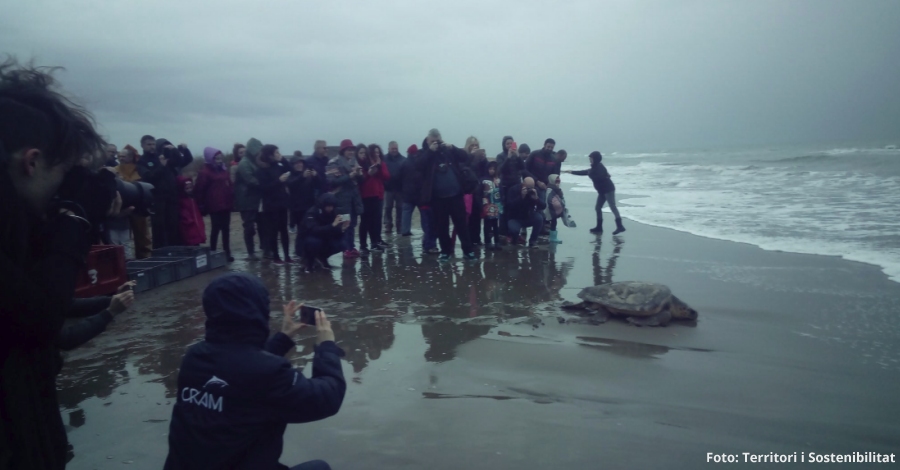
[234,156,261,212]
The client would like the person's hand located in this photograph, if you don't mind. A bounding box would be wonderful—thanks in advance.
[429,141,439,152]
[279,171,290,182]
[341,220,350,231]
[304,170,313,178]
[159,155,169,166]
[109,290,135,316]
[314,310,335,344]
[310,169,318,177]
[368,166,378,176]
[117,281,136,294]
[521,186,529,196]
[178,143,189,149]
[332,215,343,227]
[281,300,305,336]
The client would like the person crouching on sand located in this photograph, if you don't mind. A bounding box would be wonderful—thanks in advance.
[568,151,624,235]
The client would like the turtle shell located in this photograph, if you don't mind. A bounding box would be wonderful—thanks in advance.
[577,282,673,317]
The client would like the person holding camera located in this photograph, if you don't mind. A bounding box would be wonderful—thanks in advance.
[325,139,364,258]
[164,273,346,470]
[0,58,125,469]
[506,177,547,248]
[138,135,194,249]
[300,194,348,273]
[415,129,477,261]
[58,281,136,352]
[357,144,390,255]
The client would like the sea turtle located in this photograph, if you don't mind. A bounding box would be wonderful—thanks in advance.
[562,281,698,327]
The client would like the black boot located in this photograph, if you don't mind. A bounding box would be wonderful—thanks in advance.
[613,218,626,235]
[590,216,603,234]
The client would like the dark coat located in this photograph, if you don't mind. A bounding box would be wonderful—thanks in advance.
[286,170,317,214]
[572,162,615,194]
[506,183,547,221]
[399,156,422,207]
[300,194,343,240]
[137,139,193,202]
[0,166,93,469]
[415,139,470,205]
[382,152,406,192]
[164,273,346,470]
[499,155,532,190]
[525,149,560,186]
[304,154,331,196]
[257,160,291,212]
[234,157,262,212]
[195,164,235,214]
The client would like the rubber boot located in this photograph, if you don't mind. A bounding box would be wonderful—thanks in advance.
[549,230,562,244]
[590,216,603,234]
[613,218,626,235]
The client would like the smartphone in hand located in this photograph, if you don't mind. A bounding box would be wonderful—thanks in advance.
[299,305,321,325]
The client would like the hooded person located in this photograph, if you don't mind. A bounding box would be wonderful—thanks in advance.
[543,173,576,243]
[177,176,207,246]
[138,137,193,248]
[195,146,235,261]
[287,155,317,258]
[325,139,365,258]
[234,137,265,259]
[570,151,624,235]
[300,193,347,272]
[496,135,514,168]
[498,143,533,241]
[163,273,346,469]
[257,144,292,263]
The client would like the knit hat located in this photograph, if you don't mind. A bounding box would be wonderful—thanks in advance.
[339,139,355,155]
[549,174,560,186]
[519,143,531,154]
[407,144,418,155]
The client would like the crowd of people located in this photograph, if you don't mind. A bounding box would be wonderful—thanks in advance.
[103,129,625,272]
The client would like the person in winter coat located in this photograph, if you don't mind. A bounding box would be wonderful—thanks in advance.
[481,161,503,250]
[304,140,329,196]
[257,144,292,263]
[287,156,317,258]
[382,141,406,234]
[506,177,546,248]
[115,144,152,259]
[234,138,264,259]
[300,194,349,273]
[357,144,390,255]
[195,146,235,262]
[543,174,576,243]
[498,143,533,241]
[325,139,364,258]
[138,135,194,248]
[163,273,346,470]
[230,143,245,183]
[496,135,514,168]
[177,177,207,246]
[569,151,625,235]
[526,138,559,191]
[416,129,477,260]
[58,282,135,352]
[463,136,487,246]
[398,144,437,251]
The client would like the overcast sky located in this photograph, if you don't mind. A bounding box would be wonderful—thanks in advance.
[3,0,899,155]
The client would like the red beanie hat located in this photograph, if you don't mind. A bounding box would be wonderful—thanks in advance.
[407,144,418,155]
[339,139,355,155]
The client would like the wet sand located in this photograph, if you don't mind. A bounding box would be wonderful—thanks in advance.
[59,189,900,469]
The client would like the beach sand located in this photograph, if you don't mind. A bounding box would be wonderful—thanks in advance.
[58,189,900,469]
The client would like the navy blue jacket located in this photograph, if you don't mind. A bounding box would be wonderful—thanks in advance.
[164,274,346,470]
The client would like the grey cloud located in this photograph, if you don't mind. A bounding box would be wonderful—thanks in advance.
[3,0,899,155]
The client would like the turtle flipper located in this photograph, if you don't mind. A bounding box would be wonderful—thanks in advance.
[592,307,611,323]
[627,310,672,327]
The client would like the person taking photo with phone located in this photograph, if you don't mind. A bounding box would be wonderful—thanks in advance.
[164,273,346,470]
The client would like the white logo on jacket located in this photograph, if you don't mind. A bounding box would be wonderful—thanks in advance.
[204,376,229,389]
[180,375,228,412]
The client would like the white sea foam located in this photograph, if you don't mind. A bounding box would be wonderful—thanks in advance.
[564,155,900,283]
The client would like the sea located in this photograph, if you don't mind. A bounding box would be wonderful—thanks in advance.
[563,143,900,284]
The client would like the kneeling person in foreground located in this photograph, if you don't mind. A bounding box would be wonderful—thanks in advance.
[164,273,346,470]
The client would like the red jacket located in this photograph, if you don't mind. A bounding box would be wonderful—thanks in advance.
[178,177,207,246]
[358,161,390,199]
[194,163,234,214]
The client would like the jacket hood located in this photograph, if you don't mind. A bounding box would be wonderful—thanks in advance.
[500,136,513,156]
[519,143,531,154]
[316,193,338,209]
[204,146,225,170]
[246,138,263,159]
[202,273,271,347]
[589,151,602,164]
[156,138,173,153]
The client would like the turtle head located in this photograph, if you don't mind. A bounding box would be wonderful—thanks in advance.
[669,296,698,321]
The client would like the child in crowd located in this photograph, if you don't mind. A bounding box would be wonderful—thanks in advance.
[177,176,207,246]
[481,161,503,250]
[544,173,576,243]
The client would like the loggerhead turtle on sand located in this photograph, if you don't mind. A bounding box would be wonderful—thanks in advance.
[562,281,698,327]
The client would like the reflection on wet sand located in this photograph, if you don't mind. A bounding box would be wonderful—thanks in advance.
[55,227,610,461]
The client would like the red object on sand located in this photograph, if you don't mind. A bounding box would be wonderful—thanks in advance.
[74,245,127,298]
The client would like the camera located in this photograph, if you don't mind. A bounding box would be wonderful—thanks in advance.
[55,165,155,229]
